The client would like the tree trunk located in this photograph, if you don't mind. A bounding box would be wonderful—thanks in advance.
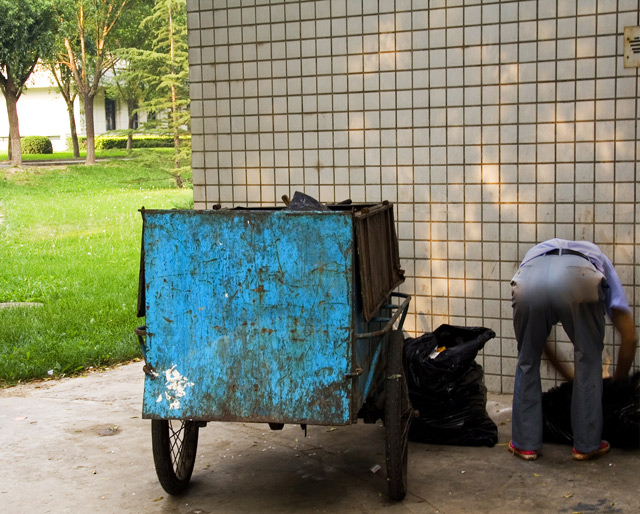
[83,92,96,165]
[66,97,80,158]
[170,79,180,169]
[172,111,180,168]
[126,98,135,153]
[168,3,180,170]
[4,85,22,165]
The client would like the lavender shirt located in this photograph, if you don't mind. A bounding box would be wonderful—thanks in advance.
[520,238,630,318]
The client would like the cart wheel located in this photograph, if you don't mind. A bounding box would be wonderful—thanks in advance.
[151,419,199,495]
[385,329,412,501]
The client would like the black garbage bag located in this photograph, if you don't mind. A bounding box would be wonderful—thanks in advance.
[542,372,640,448]
[404,324,498,447]
[284,191,328,211]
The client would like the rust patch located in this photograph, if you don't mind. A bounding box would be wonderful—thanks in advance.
[305,381,351,418]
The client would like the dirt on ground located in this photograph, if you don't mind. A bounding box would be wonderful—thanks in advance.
[1,361,639,514]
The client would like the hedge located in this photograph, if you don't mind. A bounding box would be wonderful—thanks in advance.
[95,134,191,150]
[21,136,53,154]
[67,135,87,150]
[65,134,191,151]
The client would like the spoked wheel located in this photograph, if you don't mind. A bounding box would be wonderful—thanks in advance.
[151,419,199,495]
[384,329,412,501]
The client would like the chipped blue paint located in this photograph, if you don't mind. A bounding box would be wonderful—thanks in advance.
[141,209,366,425]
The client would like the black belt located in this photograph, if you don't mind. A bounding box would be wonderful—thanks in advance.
[544,248,589,261]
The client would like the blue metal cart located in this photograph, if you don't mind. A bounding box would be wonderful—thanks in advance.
[136,201,412,500]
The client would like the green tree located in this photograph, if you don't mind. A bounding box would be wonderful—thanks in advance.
[58,0,133,165]
[0,0,58,165]
[123,0,189,170]
[47,62,81,158]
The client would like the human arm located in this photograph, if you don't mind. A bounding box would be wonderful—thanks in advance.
[611,308,637,381]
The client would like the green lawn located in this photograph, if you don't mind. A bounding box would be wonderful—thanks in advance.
[0,151,193,385]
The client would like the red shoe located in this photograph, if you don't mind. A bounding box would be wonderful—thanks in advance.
[508,440,538,461]
[572,441,610,461]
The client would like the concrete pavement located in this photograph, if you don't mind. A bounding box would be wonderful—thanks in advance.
[1,361,639,513]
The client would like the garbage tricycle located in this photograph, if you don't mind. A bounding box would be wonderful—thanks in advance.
[135,200,413,500]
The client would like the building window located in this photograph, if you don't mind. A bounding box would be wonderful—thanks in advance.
[105,97,116,131]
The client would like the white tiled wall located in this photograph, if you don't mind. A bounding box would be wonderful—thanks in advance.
[187,0,639,393]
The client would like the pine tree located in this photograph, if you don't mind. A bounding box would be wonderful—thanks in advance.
[120,0,189,172]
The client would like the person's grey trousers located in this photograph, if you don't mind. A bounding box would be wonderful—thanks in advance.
[511,253,606,453]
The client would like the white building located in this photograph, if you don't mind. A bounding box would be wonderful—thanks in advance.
[0,67,131,152]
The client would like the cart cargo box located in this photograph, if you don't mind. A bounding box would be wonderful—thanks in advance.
[139,202,404,424]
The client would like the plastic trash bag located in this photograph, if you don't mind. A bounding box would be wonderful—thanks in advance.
[284,191,328,211]
[542,372,640,448]
[404,325,498,447]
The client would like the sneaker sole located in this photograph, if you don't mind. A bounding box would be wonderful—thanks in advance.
[573,442,610,461]
[508,442,538,461]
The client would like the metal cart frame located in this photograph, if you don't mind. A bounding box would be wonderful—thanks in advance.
[136,202,413,500]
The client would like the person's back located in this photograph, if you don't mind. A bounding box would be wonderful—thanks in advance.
[508,239,637,461]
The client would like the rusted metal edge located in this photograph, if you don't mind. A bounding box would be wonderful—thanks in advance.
[354,202,405,320]
[352,200,390,220]
[137,210,146,318]
[135,325,158,379]
[140,413,353,426]
[139,203,382,216]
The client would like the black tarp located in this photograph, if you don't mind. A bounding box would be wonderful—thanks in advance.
[542,372,640,449]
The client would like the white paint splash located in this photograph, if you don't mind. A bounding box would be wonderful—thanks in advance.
[159,365,195,410]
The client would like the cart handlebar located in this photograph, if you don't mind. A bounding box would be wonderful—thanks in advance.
[355,292,411,339]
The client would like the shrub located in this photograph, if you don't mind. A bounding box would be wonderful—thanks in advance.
[21,136,53,154]
[66,135,87,151]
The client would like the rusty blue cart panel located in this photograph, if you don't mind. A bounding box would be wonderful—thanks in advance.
[141,209,357,425]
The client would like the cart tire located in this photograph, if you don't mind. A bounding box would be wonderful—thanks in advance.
[385,329,411,501]
[151,419,199,495]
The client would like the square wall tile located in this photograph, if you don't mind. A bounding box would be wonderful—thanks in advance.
[188,1,640,393]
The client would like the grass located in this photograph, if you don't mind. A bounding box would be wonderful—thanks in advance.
[0,150,193,385]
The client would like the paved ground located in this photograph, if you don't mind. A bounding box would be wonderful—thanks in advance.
[0,158,125,169]
[0,160,84,169]
[1,362,639,514]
